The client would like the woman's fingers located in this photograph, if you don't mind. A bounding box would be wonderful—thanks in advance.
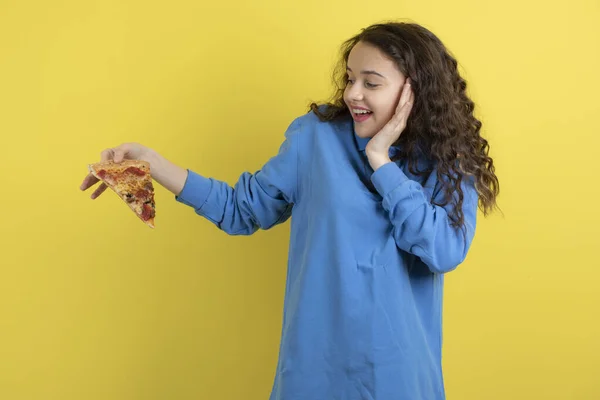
[100,148,115,162]
[90,183,108,199]
[396,79,412,112]
[113,143,133,163]
[80,173,99,191]
[80,147,115,194]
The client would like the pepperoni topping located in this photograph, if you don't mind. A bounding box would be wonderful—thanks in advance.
[136,189,149,200]
[96,169,107,179]
[124,167,146,176]
[141,203,155,220]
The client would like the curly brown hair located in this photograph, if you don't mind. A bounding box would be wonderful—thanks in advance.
[310,22,499,229]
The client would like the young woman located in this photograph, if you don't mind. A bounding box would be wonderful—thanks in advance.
[81,21,499,400]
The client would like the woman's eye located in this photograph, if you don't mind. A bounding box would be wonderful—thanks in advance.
[346,77,378,88]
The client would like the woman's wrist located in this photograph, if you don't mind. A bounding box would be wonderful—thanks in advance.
[144,150,188,196]
[365,150,392,171]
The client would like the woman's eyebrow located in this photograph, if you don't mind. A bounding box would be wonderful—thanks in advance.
[346,66,386,79]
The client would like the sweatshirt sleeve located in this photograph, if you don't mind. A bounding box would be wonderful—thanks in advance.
[175,118,302,235]
[370,161,478,274]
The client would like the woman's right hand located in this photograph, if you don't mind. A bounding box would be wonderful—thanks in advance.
[103,142,152,164]
[80,143,189,198]
[80,143,153,199]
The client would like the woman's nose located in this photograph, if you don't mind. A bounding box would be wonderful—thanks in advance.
[347,84,364,102]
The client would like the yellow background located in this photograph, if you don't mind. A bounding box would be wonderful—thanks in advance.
[1,0,598,399]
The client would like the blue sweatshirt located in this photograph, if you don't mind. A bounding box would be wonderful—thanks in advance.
[175,109,478,400]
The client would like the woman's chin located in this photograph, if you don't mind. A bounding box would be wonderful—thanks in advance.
[353,125,376,139]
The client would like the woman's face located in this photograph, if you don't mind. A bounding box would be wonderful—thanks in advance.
[343,41,407,138]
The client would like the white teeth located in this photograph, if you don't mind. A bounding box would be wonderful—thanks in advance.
[353,109,371,114]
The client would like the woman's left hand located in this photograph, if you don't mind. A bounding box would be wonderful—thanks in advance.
[365,80,414,171]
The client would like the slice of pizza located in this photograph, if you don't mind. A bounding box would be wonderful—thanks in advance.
[88,160,156,228]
